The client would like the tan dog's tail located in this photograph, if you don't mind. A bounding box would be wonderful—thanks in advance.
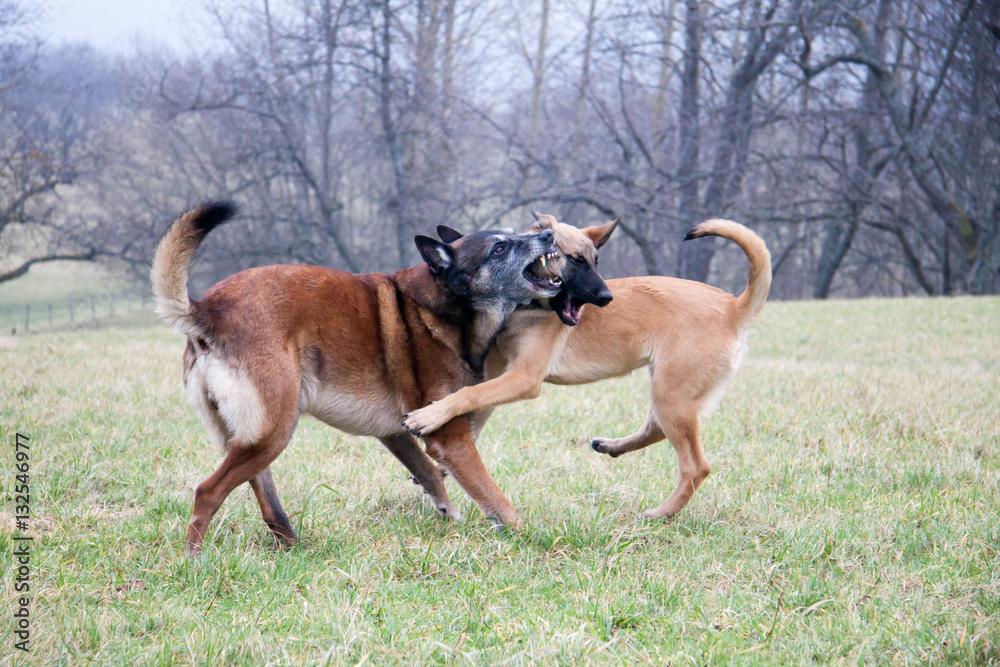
[151,201,236,339]
[685,219,772,328]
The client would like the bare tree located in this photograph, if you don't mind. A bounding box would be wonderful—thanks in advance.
[0,5,113,284]
[800,0,998,295]
[3,0,994,300]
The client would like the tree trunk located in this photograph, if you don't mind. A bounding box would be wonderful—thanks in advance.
[652,0,678,147]
[676,0,703,279]
[812,217,859,299]
[812,0,890,297]
[572,0,597,154]
[376,1,414,267]
[687,0,792,283]
[847,0,979,287]
[529,0,550,147]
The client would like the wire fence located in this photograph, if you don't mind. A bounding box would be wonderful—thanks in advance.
[3,289,155,335]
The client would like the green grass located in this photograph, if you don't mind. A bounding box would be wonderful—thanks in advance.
[2,296,999,665]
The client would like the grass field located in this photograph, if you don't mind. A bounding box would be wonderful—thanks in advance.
[2,296,999,665]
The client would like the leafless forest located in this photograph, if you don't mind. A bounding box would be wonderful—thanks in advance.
[2,0,998,298]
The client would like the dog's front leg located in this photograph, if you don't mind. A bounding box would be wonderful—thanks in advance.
[379,433,461,520]
[404,365,546,436]
[405,325,560,437]
[422,418,522,528]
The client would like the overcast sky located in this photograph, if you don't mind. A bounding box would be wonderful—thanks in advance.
[39,0,210,53]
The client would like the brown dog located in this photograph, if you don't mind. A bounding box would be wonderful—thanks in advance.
[404,214,772,520]
[151,202,565,554]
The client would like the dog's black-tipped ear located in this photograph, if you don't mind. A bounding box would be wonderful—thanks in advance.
[415,235,455,274]
[192,201,238,236]
[437,225,464,243]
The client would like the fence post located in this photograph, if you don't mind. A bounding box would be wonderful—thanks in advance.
[48,303,53,329]
[91,295,96,322]
[109,291,114,318]
[24,304,29,331]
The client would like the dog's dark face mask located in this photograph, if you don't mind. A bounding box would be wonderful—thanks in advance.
[547,254,613,326]
[526,213,619,326]
[433,215,619,326]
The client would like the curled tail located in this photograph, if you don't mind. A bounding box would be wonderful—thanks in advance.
[685,218,772,329]
[150,201,236,338]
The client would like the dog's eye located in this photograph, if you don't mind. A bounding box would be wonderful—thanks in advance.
[572,255,587,264]
[493,244,506,255]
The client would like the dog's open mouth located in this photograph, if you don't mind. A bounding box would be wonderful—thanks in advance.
[550,290,584,326]
[523,251,562,296]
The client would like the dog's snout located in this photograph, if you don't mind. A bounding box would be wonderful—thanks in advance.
[592,289,613,307]
[538,229,554,245]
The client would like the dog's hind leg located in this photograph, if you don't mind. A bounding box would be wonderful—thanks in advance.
[186,422,296,555]
[640,408,709,520]
[379,434,461,520]
[248,466,298,546]
[590,406,665,457]
[186,367,300,556]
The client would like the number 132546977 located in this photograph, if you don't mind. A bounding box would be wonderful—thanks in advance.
[13,432,32,653]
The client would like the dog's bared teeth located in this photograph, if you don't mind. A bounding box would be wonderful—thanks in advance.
[540,255,547,267]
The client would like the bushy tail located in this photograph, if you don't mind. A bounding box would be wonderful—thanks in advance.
[150,201,236,338]
[685,218,772,328]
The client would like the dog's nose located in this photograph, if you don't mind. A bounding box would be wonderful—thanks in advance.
[592,289,613,307]
[538,229,554,245]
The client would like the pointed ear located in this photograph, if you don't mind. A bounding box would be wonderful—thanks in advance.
[531,210,556,231]
[584,216,620,249]
[436,225,463,243]
[414,235,455,274]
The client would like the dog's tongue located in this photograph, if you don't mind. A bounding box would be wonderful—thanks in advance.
[560,299,581,326]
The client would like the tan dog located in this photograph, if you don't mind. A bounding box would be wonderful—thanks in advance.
[151,202,564,554]
[404,214,771,520]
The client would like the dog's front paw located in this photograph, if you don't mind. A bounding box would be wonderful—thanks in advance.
[437,502,462,521]
[403,402,450,436]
